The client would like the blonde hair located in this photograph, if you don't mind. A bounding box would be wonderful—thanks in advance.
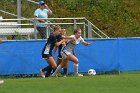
[53,25,61,31]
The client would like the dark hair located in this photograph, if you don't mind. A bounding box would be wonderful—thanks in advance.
[53,25,61,31]
[73,28,81,34]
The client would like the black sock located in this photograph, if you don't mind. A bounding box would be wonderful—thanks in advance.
[63,68,67,75]
[42,65,52,72]
[53,68,56,73]
[45,66,53,77]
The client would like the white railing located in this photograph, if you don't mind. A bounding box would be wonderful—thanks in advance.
[0,17,109,40]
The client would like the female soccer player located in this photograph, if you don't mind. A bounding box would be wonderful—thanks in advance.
[52,28,92,77]
[40,25,65,78]
[55,28,69,77]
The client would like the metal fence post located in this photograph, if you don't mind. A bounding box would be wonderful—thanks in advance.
[88,21,92,38]
[33,20,37,39]
[17,0,21,27]
[46,26,49,39]
[83,22,86,38]
[74,19,77,29]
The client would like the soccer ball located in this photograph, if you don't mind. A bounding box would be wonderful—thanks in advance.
[0,80,4,84]
[88,69,96,75]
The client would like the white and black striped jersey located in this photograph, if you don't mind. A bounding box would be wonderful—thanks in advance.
[42,33,57,56]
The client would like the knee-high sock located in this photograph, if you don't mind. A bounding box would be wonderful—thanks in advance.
[74,64,78,74]
[52,65,62,76]
[52,68,56,73]
[42,65,52,72]
[63,68,67,75]
[42,65,53,77]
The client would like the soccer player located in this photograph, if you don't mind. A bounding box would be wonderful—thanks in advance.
[52,28,92,77]
[55,28,68,77]
[40,25,65,78]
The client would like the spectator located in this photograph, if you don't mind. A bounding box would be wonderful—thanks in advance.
[34,1,52,39]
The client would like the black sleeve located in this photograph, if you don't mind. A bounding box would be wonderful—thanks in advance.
[48,34,57,44]
[56,35,62,42]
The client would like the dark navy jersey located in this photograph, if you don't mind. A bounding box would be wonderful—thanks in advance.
[56,34,63,58]
[56,34,62,42]
[42,33,57,57]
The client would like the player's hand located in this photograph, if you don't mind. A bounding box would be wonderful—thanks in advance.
[83,42,93,46]
[88,42,93,45]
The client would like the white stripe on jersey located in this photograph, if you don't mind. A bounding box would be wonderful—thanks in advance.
[44,44,50,54]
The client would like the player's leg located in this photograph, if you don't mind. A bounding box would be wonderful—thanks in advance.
[56,57,62,67]
[51,58,66,77]
[67,54,83,76]
[40,64,52,78]
[62,59,68,76]
[51,63,63,77]
[45,57,57,77]
[52,51,66,76]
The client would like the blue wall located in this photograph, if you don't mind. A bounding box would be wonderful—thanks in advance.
[0,38,140,74]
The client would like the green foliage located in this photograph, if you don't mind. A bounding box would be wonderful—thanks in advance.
[0,0,140,37]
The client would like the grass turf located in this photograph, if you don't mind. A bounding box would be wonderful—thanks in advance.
[0,73,140,93]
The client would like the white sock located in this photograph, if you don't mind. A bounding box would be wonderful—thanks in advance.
[73,63,78,74]
[52,64,62,76]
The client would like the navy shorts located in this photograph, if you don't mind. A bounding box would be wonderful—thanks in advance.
[42,54,52,59]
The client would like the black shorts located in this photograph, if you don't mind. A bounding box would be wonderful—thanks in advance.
[42,54,52,59]
[58,54,62,59]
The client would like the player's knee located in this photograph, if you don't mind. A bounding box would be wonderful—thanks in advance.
[74,59,78,64]
[52,64,57,68]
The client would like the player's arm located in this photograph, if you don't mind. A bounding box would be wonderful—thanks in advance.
[82,41,92,46]
[55,35,75,47]
[80,36,92,46]
[62,36,75,39]
[55,39,65,47]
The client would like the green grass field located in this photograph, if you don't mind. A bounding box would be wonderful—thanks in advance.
[0,73,140,93]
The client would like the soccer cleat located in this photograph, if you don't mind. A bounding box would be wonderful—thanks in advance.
[51,74,58,77]
[63,75,67,77]
[74,73,83,77]
[40,69,45,78]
